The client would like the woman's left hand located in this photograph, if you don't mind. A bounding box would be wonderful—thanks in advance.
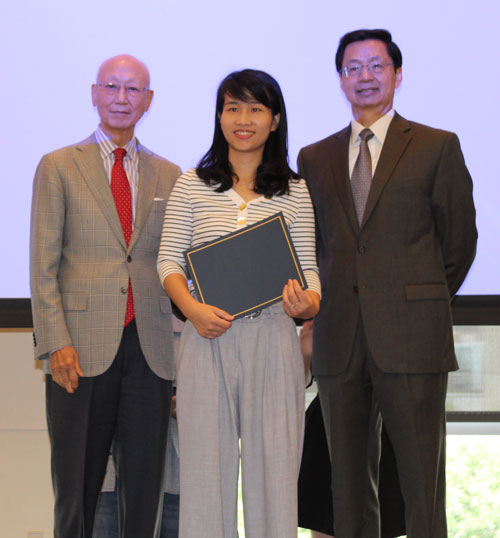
[282,279,320,319]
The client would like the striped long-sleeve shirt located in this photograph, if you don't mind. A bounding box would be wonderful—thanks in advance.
[157,169,320,296]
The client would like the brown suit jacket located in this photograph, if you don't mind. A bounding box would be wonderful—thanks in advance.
[30,134,181,379]
[298,113,477,375]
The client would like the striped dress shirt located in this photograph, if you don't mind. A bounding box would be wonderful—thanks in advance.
[95,125,140,224]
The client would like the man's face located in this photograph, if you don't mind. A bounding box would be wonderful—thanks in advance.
[339,39,402,119]
[91,56,153,144]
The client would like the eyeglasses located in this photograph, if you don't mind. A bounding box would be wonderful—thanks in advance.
[95,83,149,97]
[341,62,394,78]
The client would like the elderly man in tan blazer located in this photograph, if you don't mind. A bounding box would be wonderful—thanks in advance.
[30,54,181,538]
[298,30,477,538]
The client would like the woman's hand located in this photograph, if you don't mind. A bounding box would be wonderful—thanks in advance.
[163,273,234,339]
[185,301,234,339]
[282,279,320,319]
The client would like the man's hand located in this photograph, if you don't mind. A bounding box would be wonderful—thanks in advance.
[300,319,314,380]
[171,395,177,419]
[300,320,314,361]
[49,345,83,394]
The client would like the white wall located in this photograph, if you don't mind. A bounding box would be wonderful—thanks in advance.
[1,0,500,535]
[0,331,53,537]
[1,0,499,297]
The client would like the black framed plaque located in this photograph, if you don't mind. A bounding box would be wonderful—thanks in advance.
[184,212,307,319]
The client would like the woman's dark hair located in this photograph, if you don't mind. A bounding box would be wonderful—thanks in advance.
[196,69,298,197]
[335,29,403,73]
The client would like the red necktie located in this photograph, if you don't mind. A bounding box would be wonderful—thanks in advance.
[111,148,135,326]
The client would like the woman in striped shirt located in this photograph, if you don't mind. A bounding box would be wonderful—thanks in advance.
[157,69,320,538]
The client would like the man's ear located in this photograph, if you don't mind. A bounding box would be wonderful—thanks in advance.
[145,89,154,111]
[395,68,403,89]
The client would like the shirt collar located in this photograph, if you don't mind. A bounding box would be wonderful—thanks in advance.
[95,125,138,161]
[350,109,395,146]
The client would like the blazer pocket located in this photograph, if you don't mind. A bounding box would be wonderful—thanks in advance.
[152,198,167,213]
[405,283,450,301]
[62,291,89,310]
[160,295,172,314]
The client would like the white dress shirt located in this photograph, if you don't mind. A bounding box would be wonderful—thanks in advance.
[348,110,395,179]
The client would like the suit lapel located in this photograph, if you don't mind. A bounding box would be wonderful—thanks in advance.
[130,145,158,250]
[329,125,360,234]
[73,137,127,250]
[361,112,412,227]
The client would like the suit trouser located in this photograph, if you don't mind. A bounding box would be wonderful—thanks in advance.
[316,317,448,538]
[176,303,305,538]
[46,319,172,538]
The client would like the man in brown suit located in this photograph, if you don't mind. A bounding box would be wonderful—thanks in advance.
[30,55,181,537]
[297,29,477,538]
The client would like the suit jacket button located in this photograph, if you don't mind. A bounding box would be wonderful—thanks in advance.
[352,285,359,293]
[358,245,366,253]
[121,286,128,294]
[127,255,132,263]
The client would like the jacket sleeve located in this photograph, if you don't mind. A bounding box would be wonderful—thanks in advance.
[30,153,72,359]
[431,132,477,297]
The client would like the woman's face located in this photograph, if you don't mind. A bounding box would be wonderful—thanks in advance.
[219,93,280,161]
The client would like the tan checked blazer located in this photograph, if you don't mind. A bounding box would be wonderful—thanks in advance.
[30,135,181,379]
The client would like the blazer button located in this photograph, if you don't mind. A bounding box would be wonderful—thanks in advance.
[121,286,128,294]
[352,285,359,293]
[358,245,366,253]
[127,255,132,263]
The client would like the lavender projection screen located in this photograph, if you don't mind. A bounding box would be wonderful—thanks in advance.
[1,0,497,297]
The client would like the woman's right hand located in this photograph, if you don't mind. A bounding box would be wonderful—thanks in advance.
[163,273,234,339]
[186,302,234,339]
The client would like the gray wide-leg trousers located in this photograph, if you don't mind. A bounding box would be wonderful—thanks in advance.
[177,304,305,538]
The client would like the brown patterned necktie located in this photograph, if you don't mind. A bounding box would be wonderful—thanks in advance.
[351,128,374,225]
[111,148,134,326]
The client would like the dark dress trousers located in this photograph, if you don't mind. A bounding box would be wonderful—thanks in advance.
[297,113,477,538]
[298,395,406,538]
